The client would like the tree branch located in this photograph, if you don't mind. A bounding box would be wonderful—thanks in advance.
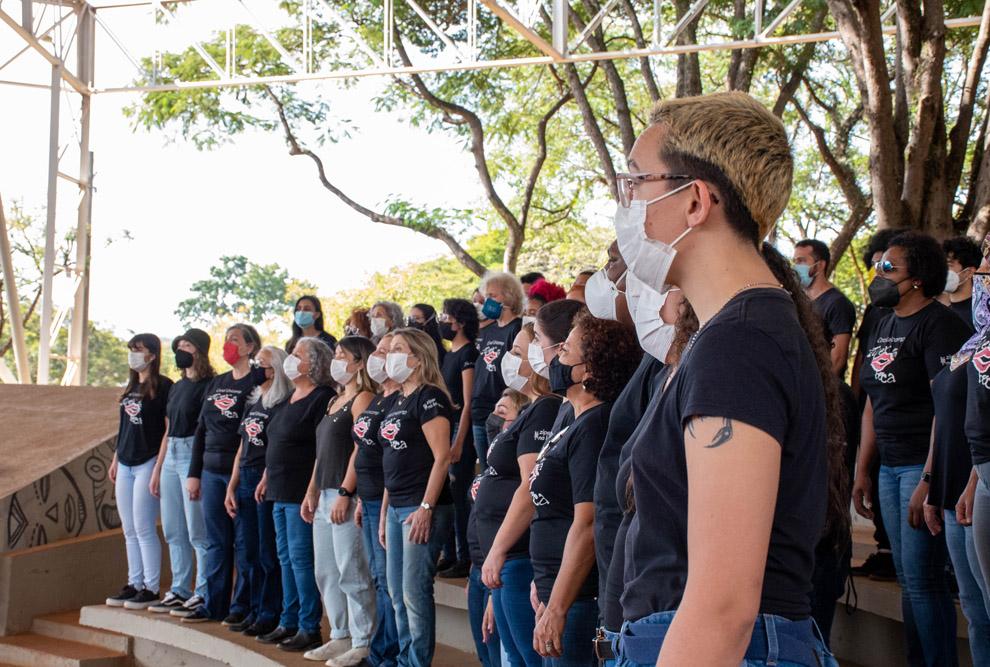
[619,0,661,101]
[520,90,574,227]
[946,0,990,200]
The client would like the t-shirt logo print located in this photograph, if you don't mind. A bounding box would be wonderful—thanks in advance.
[974,342,990,375]
[380,419,407,450]
[871,350,895,372]
[482,345,500,372]
[243,418,264,446]
[353,419,370,440]
[208,391,241,419]
[122,398,143,425]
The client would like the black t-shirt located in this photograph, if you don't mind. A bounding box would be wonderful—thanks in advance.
[166,377,210,438]
[117,376,173,466]
[967,330,990,464]
[950,297,975,333]
[856,304,888,352]
[441,342,479,422]
[264,386,335,504]
[860,301,971,466]
[593,354,665,607]
[379,385,454,507]
[471,318,522,422]
[529,401,612,604]
[314,395,358,491]
[239,397,283,469]
[474,395,562,560]
[353,392,396,502]
[189,371,260,478]
[604,455,636,632]
[930,364,972,508]
[815,287,857,339]
[468,474,486,568]
[622,288,828,623]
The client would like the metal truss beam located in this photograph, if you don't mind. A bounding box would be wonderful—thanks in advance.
[0,6,89,94]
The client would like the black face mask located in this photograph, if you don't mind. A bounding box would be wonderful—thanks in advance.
[549,356,582,394]
[175,349,194,369]
[407,319,425,330]
[249,364,269,386]
[868,276,906,309]
[486,413,505,443]
[439,321,456,341]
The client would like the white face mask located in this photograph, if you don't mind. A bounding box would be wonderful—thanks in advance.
[370,317,389,338]
[614,181,694,295]
[584,267,626,321]
[522,316,536,327]
[386,352,415,383]
[500,352,529,391]
[128,351,150,372]
[528,341,555,379]
[944,270,961,294]
[331,358,354,384]
[367,354,389,384]
[626,273,677,362]
[283,354,303,381]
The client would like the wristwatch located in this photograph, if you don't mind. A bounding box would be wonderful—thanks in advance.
[921,472,932,484]
[420,502,434,511]
[338,487,354,497]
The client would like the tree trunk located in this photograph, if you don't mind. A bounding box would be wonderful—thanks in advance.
[674,0,702,96]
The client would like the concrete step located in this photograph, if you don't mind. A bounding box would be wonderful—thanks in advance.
[0,633,128,667]
[32,611,131,654]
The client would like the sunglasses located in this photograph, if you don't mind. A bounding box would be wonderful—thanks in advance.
[874,260,907,274]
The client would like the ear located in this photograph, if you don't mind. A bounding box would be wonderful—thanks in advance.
[684,180,716,231]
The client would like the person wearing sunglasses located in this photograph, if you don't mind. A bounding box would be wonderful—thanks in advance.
[853,230,972,666]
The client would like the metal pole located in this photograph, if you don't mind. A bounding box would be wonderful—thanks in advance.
[552,0,567,57]
[37,63,61,385]
[20,0,31,32]
[0,191,31,383]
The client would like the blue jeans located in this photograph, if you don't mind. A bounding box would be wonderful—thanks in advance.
[615,611,838,667]
[361,498,400,667]
[541,598,597,667]
[445,425,476,563]
[468,566,501,667]
[973,462,990,614]
[386,503,453,667]
[878,464,958,667]
[233,465,281,624]
[491,558,541,667]
[472,423,490,469]
[116,458,161,592]
[159,436,208,599]
[273,502,323,634]
[945,509,990,665]
[201,469,234,620]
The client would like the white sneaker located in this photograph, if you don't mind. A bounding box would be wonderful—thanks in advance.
[327,646,370,667]
[304,638,351,661]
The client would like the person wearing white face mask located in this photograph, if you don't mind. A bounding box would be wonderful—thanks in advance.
[942,236,983,331]
[105,334,173,611]
[369,300,404,342]
[375,328,455,667]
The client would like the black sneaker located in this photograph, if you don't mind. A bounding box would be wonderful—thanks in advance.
[222,611,246,627]
[278,631,323,652]
[851,551,889,577]
[180,607,211,623]
[867,552,897,582]
[243,620,277,637]
[149,592,187,613]
[106,585,139,607]
[170,594,205,618]
[436,556,457,572]
[228,615,255,632]
[123,589,160,610]
[437,559,471,579]
[256,626,298,644]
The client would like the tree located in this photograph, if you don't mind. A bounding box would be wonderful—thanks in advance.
[175,254,316,330]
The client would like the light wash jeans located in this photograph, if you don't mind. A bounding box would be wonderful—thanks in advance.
[314,489,377,646]
[159,436,208,598]
[879,464,958,667]
[944,509,990,665]
[273,501,323,634]
[386,503,453,667]
[116,458,161,592]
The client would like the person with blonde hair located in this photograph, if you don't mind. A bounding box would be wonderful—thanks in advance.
[376,327,455,667]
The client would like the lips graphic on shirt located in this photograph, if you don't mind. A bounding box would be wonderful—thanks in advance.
[244,420,263,439]
[353,421,369,438]
[871,351,895,372]
[483,350,498,365]
[214,397,236,411]
[123,402,141,418]
[381,423,400,441]
[974,345,990,374]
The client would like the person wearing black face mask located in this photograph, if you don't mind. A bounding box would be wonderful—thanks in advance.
[854,231,971,666]
[437,298,480,578]
[148,329,215,615]
[408,303,446,365]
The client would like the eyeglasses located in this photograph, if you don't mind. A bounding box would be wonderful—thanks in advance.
[875,260,907,274]
[616,172,720,209]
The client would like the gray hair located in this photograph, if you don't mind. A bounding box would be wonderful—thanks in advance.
[260,346,292,409]
[371,300,404,331]
[480,272,526,317]
[296,337,334,387]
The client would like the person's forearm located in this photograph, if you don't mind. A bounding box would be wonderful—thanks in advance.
[857,399,878,478]
[423,455,451,507]
[545,518,595,615]
[341,448,358,493]
[229,449,242,489]
[490,482,536,556]
[456,410,472,448]
[656,592,757,667]
[154,431,169,468]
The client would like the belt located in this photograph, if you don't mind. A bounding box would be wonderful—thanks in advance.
[619,614,822,667]
[594,628,616,662]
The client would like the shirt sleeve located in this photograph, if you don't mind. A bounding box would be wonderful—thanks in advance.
[825,292,857,336]
[566,419,605,505]
[419,386,451,425]
[516,399,558,457]
[461,347,479,372]
[922,311,972,379]
[681,323,794,447]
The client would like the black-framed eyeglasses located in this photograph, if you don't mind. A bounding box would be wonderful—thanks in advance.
[616,172,720,208]
[875,260,907,275]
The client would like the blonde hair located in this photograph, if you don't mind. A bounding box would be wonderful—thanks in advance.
[480,272,526,318]
[521,322,552,397]
[648,92,792,243]
[500,388,531,415]
[391,328,453,404]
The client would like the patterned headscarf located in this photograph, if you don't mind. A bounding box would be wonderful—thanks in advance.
[950,231,990,370]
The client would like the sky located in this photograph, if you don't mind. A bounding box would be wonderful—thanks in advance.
[0,2,487,341]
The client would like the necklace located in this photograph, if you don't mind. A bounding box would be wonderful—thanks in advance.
[687,281,784,351]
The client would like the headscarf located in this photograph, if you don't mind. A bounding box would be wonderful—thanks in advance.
[950,231,990,370]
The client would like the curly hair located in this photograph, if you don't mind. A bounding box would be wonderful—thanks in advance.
[862,228,907,266]
[943,236,983,269]
[296,337,334,387]
[443,298,480,341]
[573,313,643,403]
[347,307,372,337]
[888,230,950,298]
[527,278,567,303]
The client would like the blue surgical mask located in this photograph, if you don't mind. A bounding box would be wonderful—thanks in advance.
[793,264,813,289]
[481,297,503,320]
[295,311,316,328]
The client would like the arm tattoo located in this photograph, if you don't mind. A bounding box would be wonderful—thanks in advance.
[703,418,734,449]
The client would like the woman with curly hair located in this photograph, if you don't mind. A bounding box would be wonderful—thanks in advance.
[344,307,372,338]
[529,314,642,665]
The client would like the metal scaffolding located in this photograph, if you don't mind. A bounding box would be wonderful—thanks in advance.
[0,0,983,384]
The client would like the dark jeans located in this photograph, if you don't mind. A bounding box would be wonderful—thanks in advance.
[541,598,598,667]
[201,469,235,620]
[468,566,501,667]
[491,558,541,667]
[810,537,851,648]
[361,498,399,667]
[870,459,891,551]
[445,425,476,563]
[233,465,281,624]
